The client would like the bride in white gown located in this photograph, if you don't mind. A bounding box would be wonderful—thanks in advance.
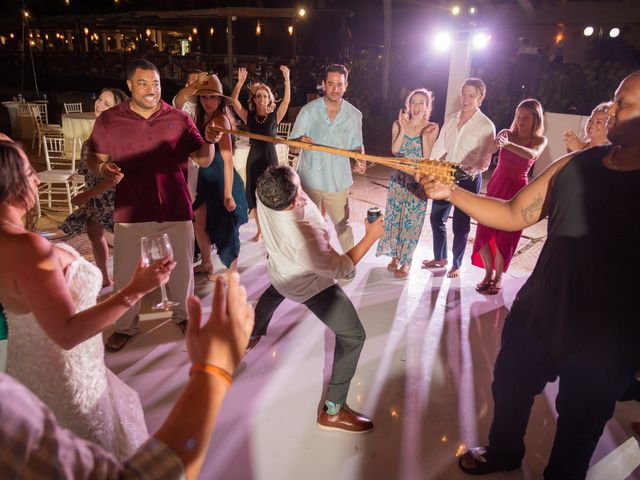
[0,139,176,459]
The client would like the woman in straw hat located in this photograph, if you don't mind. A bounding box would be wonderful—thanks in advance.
[190,74,248,279]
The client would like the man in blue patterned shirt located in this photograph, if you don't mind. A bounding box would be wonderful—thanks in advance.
[290,64,365,254]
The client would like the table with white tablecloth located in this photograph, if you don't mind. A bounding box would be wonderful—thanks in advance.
[1,101,38,139]
[233,140,289,185]
[61,112,96,142]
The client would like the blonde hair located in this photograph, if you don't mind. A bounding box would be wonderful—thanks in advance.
[405,88,434,121]
[511,98,545,137]
[591,101,612,116]
[248,82,276,113]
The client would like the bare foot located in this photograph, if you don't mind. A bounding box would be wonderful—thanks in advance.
[387,258,399,272]
[194,263,213,274]
[250,233,262,242]
[422,258,448,269]
[446,267,459,278]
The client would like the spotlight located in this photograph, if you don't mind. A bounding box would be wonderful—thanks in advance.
[609,27,620,38]
[433,31,452,52]
[583,26,594,37]
[451,5,461,16]
[472,32,490,50]
[469,6,477,15]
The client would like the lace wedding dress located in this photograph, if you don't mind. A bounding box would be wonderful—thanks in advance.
[5,243,148,459]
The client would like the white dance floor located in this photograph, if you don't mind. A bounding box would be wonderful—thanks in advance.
[105,219,640,480]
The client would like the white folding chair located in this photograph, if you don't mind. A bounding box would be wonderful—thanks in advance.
[276,122,291,139]
[29,103,63,156]
[38,136,78,214]
[64,102,83,114]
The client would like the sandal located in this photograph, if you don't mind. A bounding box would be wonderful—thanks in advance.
[394,265,409,278]
[387,258,399,272]
[486,283,502,295]
[105,331,133,352]
[475,280,493,292]
[458,446,521,475]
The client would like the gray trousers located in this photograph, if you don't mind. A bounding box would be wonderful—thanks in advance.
[253,284,366,404]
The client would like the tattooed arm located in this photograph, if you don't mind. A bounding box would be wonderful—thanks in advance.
[417,153,576,232]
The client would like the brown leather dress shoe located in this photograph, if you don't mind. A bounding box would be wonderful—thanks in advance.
[317,404,373,433]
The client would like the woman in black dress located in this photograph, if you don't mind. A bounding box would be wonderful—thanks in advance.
[230,65,290,241]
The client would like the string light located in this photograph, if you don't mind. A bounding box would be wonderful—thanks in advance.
[256,21,261,36]
[288,25,293,36]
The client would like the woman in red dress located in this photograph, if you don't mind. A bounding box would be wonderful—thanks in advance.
[471,99,548,294]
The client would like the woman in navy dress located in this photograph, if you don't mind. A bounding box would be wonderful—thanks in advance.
[192,74,248,279]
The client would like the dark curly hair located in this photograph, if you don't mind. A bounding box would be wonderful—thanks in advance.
[256,165,299,211]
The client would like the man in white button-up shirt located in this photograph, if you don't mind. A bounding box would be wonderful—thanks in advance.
[250,165,384,433]
[422,78,496,278]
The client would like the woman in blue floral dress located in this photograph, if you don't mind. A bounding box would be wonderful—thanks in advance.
[376,89,439,278]
[59,88,128,288]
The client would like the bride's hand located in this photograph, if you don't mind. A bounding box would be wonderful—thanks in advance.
[127,256,175,295]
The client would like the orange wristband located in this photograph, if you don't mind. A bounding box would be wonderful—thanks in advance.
[189,363,232,387]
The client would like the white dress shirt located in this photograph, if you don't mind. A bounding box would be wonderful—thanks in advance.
[257,193,354,303]
[430,109,495,176]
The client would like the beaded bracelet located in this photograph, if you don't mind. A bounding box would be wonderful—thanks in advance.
[189,363,233,388]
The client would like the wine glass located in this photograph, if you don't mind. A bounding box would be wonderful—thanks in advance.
[140,234,178,310]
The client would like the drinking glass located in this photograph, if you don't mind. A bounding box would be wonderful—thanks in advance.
[140,233,178,310]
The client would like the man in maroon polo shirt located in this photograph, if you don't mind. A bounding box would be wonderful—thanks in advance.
[87,59,220,351]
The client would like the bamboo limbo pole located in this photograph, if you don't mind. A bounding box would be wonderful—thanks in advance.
[209,126,459,185]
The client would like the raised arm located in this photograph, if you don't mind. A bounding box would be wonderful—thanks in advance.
[499,131,548,159]
[421,122,439,159]
[230,67,249,124]
[276,65,291,124]
[418,152,576,232]
[154,273,254,480]
[15,234,175,350]
[174,72,206,110]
